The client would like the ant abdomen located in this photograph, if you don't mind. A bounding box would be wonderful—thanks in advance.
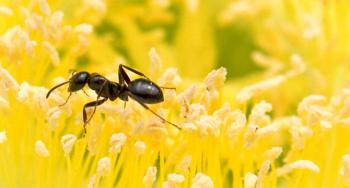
[128,78,164,104]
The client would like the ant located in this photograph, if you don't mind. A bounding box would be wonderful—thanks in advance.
[46,64,181,134]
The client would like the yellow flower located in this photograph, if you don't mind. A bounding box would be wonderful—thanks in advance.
[1,0,350,188]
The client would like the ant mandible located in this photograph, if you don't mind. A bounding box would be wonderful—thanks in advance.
[46,64,181,134]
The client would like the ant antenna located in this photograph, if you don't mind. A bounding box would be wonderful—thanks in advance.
[46,81,70,99]
[47,70,77,99]
[69,69,77,76]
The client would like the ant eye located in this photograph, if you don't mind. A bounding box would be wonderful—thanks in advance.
[74,73,88,84]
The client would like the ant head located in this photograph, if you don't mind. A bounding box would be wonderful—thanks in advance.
[46,71,90,99]
[88,73,107,91]
[68,71,90,92]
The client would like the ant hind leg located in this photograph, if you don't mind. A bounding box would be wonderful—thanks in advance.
[130,94,181,130]
[159,86,176,90]
[119,64,151,82]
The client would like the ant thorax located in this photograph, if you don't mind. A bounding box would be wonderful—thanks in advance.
[87,74,107,91]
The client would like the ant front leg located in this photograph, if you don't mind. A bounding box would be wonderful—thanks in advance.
[82,98,108,134]
[59,92,72,107]
[82,89,90,97]
[82,80,108,134]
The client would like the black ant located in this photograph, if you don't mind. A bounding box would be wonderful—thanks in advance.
[46,64,181,134]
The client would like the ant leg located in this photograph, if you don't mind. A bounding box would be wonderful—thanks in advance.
[120,64,150,79]
[59,92,72,107]
[159,86,176,90]
[82,98,108,134]
[119,64,174,90]
[85,97,108,124]
[117,64,147,85]
[118,64,131,84]
[129,94,181,129]
[82,89,90,97]
[83,80,108,132]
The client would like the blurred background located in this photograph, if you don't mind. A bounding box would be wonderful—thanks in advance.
[48,0,263,79]
[2,1,350,187]
[1,0,269,82]
[0,0,349,120]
